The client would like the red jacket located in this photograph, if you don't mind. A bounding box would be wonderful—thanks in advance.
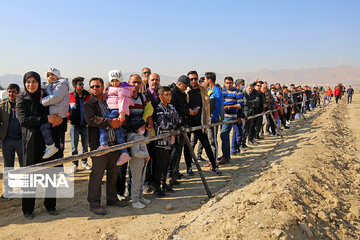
[334,87,341,96]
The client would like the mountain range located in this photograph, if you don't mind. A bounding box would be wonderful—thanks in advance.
[1,65,359,90]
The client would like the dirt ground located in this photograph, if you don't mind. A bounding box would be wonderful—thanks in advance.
[0,95,359,240]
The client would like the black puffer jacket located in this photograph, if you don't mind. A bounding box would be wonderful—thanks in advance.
[169,83,190,126]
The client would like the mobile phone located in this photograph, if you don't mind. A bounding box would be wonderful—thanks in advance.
[193,106,200,111]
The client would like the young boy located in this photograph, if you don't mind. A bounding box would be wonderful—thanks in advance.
[40,68,70,158]
[127,117,151,208]
[154,86,181,197]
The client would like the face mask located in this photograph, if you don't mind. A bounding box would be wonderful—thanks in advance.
[138,129,145,135]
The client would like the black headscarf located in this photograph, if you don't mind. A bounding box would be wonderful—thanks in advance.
[23,71,44,116]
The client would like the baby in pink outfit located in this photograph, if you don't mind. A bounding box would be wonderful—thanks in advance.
[98,70,134,166]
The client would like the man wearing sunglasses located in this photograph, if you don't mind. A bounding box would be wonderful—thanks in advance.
[68,77,91,173]
[84,77,127,215]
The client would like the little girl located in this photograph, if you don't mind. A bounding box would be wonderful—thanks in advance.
[98,69,134,165]
[127,117,151,209]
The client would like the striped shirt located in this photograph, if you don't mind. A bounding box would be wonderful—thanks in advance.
[129,93,147,118]
[223,87,244,118]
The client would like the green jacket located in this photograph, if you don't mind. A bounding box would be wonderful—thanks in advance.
[0,99,11,141]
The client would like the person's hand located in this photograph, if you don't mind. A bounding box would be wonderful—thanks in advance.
[146,116,153,130]
[145,156,150,162]
[189,109,198,116]
[118,114,125,123]
[48,114,62,126]
[110,118,122,129]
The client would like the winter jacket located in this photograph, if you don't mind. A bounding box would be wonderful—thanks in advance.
[326,89,333,96]
[155,102,181,150]
[243,91,257,117]
[68,90,91,126]
[128,133,149,160]
[42,78,70,118]
[186,85,210,128]
[208,85,223,123]
[347,88,354,95]
[106,84,134,116]
[0,99,11,140]
[334,87,341,96]
[169,83,190,125]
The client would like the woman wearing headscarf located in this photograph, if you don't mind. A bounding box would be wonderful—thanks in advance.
[16,71,63,219]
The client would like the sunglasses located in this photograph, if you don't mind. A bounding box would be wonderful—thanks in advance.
[190,78,198,81]
[143,71,151,74]
[90,85,101,89]
[77,83,84,86]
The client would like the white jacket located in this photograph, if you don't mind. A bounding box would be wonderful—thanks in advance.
[42,78,70,118]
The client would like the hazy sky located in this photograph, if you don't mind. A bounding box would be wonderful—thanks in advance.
[1,0,359,79]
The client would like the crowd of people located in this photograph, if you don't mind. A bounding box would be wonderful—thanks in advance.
[0,67,354,219]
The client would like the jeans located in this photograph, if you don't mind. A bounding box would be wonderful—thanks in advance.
[99,109,126,154]
[70,125,89,166]
[348,95,353,104]
[2,137,23,194]
[168,134,186,177]
[185,130,218,170]
[231,123,243,153]
[220,117,235,159]
[40,122,54,146]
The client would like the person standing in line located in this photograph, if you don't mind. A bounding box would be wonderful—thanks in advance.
[142,73,161,193]
[154,86,181,197]
[68,77,91,173]
[16,71,64,219]
[84,77,128,215]
[139,67,151,93]
[334,84,342,104]
[0,84,23,198]
[219,76,243,164]
[127,117,151,209]
[203,72,223,165]
[347,86,354,104]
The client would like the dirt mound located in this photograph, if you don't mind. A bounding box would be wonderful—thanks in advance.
[166,99,360,240]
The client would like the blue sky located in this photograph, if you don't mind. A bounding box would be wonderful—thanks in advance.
[0,0,359,79]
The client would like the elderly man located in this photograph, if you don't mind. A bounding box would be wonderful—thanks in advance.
[139,67,151,93]
[84,77,127,215]
[143,73,161,193]
[0,84,23,198]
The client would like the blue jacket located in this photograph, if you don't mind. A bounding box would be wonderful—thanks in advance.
[208,85,223,123]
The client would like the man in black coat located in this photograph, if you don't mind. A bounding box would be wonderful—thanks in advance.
[241,85,258,149]
[168,75,197,181]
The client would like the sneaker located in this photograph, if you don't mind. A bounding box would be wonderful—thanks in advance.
[240,145,248,151]
[196,157,207,162]
[154,189,166,197]
[43,144,58,159]
[81,162,92,170]
[187,167,194,176]
[213,168,222,176]
[231,150,241,156]
[132,201,146,209]
[141,197,151,204]
[69,165,78,174]
[95,145,108,156]
[117,152,131,166]
[247,141,256,146]
[176,172,184,180]
[143,185,153,194]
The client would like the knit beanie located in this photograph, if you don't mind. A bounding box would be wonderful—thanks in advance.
[108,69,123,82]
[127,117,146,133]
[45,67,61,79]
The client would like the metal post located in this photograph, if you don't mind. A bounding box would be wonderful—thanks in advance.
[181,130,213,199]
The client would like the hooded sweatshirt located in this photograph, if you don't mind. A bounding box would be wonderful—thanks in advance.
[42,78,70,118]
